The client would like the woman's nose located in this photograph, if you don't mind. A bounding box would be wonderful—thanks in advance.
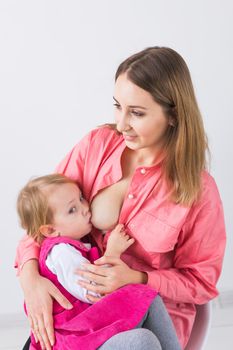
[116,113,130,133]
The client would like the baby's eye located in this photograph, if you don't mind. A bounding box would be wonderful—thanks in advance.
[80,193,84,201]
[69,206,77,214]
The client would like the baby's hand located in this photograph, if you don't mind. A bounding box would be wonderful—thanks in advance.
[105,224,135,257]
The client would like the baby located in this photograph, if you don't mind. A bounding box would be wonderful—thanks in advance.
[17,174,134,303]
[17,174,181,350]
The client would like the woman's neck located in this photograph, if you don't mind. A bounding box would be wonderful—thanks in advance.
[126,147,165,168]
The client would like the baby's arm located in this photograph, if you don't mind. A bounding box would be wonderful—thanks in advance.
[46,243,99,303]
[104,224,135,258]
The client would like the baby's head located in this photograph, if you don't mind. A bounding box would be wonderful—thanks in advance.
[17,174,92,244]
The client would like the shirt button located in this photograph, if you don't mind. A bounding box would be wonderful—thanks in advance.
[140,168,146,174]
[128,193,134,199]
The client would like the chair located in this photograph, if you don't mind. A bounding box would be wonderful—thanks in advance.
[22,336,30,350]
[185,302,212,350]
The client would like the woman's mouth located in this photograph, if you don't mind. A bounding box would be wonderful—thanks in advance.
[123,134,138,141]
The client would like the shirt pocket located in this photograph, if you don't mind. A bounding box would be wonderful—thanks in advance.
[128,210,179,253]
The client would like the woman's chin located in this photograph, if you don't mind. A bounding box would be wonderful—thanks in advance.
[124,139,141,150]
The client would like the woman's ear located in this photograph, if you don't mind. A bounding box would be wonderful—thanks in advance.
[168,117,176,127]
[39,224,57,238]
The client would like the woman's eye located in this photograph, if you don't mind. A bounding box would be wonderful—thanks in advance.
[131,110,144,117]
[80,194,84,201]
[69,207,76,214]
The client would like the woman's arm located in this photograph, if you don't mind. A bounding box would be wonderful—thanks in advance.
[20,259,73,350]
[145,199,226,304]
[15,235,40,274]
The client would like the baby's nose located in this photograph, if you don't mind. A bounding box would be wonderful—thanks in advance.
[82,203,90,215]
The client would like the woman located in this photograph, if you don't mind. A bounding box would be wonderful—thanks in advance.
[16,46,226,350]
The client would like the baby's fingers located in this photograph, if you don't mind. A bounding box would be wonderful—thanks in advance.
[114,224,125,232]
[126,238,135,247]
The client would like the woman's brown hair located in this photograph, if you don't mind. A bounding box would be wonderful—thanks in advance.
[109,46,208,206]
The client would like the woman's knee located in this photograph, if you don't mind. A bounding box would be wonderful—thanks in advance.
[135,329,162,349]
[151,294,165,309]
[98,328,162,350]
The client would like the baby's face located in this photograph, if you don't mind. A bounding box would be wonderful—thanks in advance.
[47,183,92,239]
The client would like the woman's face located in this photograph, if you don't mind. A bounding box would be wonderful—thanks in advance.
[114,73,171,155]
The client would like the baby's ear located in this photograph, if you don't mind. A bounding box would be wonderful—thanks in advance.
[39,224,56,238]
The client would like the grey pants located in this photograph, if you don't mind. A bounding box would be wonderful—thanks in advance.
[98,295,181,350]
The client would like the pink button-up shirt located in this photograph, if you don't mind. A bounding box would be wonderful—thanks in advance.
[15,126,226,349]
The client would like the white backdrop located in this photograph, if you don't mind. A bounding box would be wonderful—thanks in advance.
[0,0,232,315]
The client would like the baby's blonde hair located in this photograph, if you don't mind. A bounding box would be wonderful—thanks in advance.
[17,174,77,243]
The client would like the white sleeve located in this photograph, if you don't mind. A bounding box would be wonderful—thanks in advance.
[45,243,99,303]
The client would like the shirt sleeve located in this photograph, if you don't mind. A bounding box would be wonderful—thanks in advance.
[146,178,226,304]
[14,235,40,275]
[46,243,100,303]
[55,128,94,184]
[14,130,93,273]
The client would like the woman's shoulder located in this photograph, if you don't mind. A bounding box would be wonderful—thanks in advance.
[201,170,219,193]
[183,171,224,225]
[89,125,120,141]
[85,125,122,149]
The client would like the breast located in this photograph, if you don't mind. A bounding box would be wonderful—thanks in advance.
[90,179,129,231]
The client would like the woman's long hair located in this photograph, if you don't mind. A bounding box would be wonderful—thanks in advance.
[111,47,208,206]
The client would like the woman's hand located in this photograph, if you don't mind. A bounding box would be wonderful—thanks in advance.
[20,260,73,350]
[76,256,148,299]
